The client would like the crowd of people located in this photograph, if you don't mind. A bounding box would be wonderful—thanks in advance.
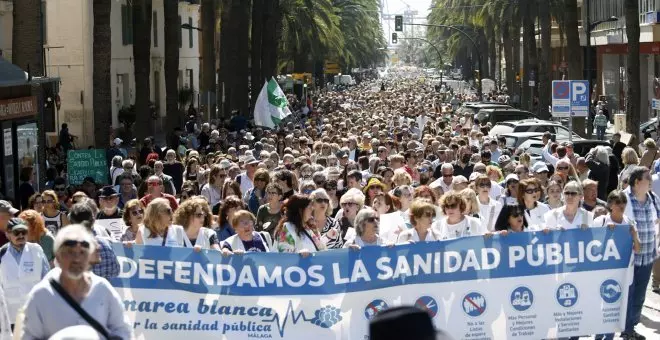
[0,68,658,339]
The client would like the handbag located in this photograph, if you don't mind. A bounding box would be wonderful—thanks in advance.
[49,279,122,340]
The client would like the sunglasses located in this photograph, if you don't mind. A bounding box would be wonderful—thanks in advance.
[131,209,144,217]
[34,200,44,205]
[314,198,330,204]
[524,188,540,194]
[422,211,435,218]
[11,230,27,236]
[478,183,491,188]
[366,217,380,223]
[62,240,91,249]
[556,166,569,171]
[564,191,579,197]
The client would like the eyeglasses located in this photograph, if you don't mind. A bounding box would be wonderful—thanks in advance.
[366,217,380,223]
[131,209,144,217]
[43,200,55,204]
[564,191,579,197]
[422,211,435,218]
[341,202,358,207]
[314,198,330,204]
[11,230,27,236]
[556,166,569,171]
[62,240,91,249]
[34,200,44,205]
[478,183,491,188]
[524,188,540,194]
[266,191,280,195]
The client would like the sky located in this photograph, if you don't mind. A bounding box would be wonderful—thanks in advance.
[382,0,433,45]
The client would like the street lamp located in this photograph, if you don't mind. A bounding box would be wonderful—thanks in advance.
[585,0,618,137]
[181,23,202,31]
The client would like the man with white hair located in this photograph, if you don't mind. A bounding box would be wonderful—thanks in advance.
[20,225,132,339]
[585,146,611,200]
[430,163,454,193]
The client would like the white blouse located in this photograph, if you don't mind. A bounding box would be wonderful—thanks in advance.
[593,214,634,227]
[139,224,186,247]
[434,216,487,240]
[396,227,441,243]
[523,202,551,230]
[542,207,594,230]
[478,198,503,232]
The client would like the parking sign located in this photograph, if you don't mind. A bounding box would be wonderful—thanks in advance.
[570,80,590,117]
[551,80,589,118]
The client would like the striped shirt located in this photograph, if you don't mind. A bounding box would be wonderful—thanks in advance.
[626,192,659,266]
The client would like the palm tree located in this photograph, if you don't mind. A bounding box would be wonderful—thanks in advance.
[11,0,43,76]
[251,0,265,114]
[261,0,282,80]
[132,0,153,140]
[92,0,112,148]
[201,0,217,119]
[625,0,641,138]
[163,0,180,131]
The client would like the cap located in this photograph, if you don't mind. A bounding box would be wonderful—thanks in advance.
[531,161,549,173]
[498,155,511,164]
[219,159,233,170]
[0,200,18,215]
[98,186,119,198]
[243,155,259,165]
[7,218,28,231]
[452,175,468,185]
[505,174,520,183]
[469,172,480,182]
[113,137,123,146]
[369,306,436,340]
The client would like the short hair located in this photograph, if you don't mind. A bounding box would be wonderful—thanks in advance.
[340,188,366,208]
[111,156,124,168]
[563,181,584,195]
[582,179,598,189]
[628,166,650,189]
[122,199,144,227]
[439,191,467,215]
[309,189,332,216]
[409,199,437,226]
[67,201,96,229]
[254,168,270,183]
[441,163,454,172]
[354,208,379,237]
[41,190,59,207]
[621,147,639,166]
[391,168,412,186]
[347,170,363,182]
[230,210,257,228]
[54,224,96,255]
[606,190,628,206]
[173,196,213,228]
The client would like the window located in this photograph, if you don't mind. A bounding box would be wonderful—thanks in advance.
[153,11,158,47]
[188,17,194,48]
[121,4,134,45]
[179,16,183,48]
[186,69,194,89]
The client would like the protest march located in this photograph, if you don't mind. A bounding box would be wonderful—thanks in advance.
[0,67,657,340]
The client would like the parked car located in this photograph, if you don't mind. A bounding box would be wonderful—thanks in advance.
[455,102,512,118]
[500,132,546,150]
[517,138,610,161]
[488,119,582,140]
[476,108,538,125]
[641,118,658,139]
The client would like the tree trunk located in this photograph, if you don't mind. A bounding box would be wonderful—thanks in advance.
[502,20,514,95]
[12,0,43,76]
[132,0,153,140]
[487,21,497,82]
[538,0,552,119]
[218,0,233,118]
[512,7,522,106]
[251,0,264,115]
[564,0,585,136]
[164,0,180,132]
[201,0,216,120]
[232,0,251,117]
[625,0,641,138]
[262,0,281,79]
[92,0,112,148]
[521,0,531,111]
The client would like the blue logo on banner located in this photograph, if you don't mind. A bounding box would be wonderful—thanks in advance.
[600,279,622,304]
[364,299,389,320]
[556,283,579,307]
[462,292,486,317]
[415,296,439,318]
[510,286,534,312]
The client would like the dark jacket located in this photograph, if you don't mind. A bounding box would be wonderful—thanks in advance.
[585,152,610,201]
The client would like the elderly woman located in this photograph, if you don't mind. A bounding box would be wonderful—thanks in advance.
[134,198,186,247]
[515,178,550,229]
[200,164,226,207]
[325,188,364,249]
[308,189,340,245]
[120,199,144,242]
[618,147,639,188]
[397,200,442,242]
[344,208,385,249]
[434,192,486,240]
[21,225,132,339]
[543,181,594,230]
[19,209,55,265]
[173,197,220,250]
[475,175,503,232]
[221,210,271,254]
[216,196,246,242]
[274,195,326,255]
[585,146,611,200]
[109,155,124,185]
[391,168,413,188]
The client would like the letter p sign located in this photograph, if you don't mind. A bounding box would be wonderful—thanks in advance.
[570,80,590,116]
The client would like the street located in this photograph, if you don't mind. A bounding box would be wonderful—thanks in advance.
[637,283,660,340]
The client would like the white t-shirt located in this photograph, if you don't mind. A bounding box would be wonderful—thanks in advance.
[542,207,594,230]
[523,202,551,230]
[593,214,634,227]
[434,216,486,240]
[478,198,503,232]
[489,181,503,200]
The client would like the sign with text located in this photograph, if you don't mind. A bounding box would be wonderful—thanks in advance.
[96,218,126,241]
[0,96,37,121]
[67,149,108,185]
[552,80,590,118]
[110,227,633,340]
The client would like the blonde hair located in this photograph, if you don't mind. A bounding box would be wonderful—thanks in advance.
[644,138,657,149]
[392,168,413,187]
[309,189,332,217]
[459,189,480,215]
[173,196,212,229]
[143,198,172,237]
[621,147,639,166]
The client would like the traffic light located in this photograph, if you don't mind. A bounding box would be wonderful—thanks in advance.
[391,32,398,44]
[395,15,403,32]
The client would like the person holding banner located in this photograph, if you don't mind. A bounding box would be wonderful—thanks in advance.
[434,192,486,240]
[221,210,271,254]
[173,197,220,250]
[20,225,132,340]
[325,189,363,249]
[397,200,442,243]
[216,196,246,242]
[134,198,186,247]
[274,194,326,255]
[475,175,502,232]
[344,208,385,249]
[516,178,550,230]
[543,181,594,230]
[120,199,143,242]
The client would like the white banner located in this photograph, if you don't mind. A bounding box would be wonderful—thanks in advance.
[110,228,634,340]
[96,218,126,241]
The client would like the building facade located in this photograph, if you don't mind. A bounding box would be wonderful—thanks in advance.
[0,0,201,147]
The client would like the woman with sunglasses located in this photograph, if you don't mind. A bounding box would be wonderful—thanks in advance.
[308,189,342,248]
[134,198,186,247]
[516,178,550,230]
[323,180,341,216]
[120,199,144,242]
[256,184,283,236]
[345,208,385,249]
[474,175,503,232]
[173,197,220,250]
[543,181,594,230]
[324,189,364,249]
[435,192,486,240]
[40,190,69,235]
[397,200,442,243]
